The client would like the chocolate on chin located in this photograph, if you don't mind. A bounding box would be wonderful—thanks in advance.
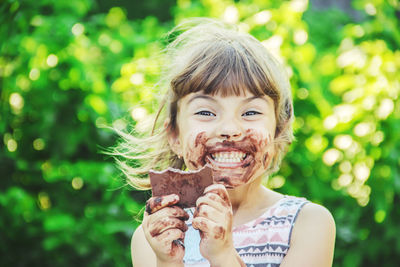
[149,165,213,208]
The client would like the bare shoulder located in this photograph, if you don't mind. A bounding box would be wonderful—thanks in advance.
[296,202,336,230]
[281,202,336,267]
[131,224,157,267]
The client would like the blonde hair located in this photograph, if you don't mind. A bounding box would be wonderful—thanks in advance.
[112,18,294,190]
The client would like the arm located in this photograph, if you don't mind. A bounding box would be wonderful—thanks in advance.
[280,203,336,267]
[131,225,157,267]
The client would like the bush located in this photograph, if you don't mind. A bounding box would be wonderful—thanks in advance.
[1,0,399,266]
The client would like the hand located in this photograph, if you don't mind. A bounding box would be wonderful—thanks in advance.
[143,194,189,266]
[192,184,244,266]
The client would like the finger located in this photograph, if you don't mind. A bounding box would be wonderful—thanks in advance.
[204,184,230,204]
[146,206,189,225]
[155,228,185,247]
[196,193,229,213]
[193,203,225,223]
[155,229,186,256]
[192,217,226,240]
[146,194,179,214]
[148,217,188,237]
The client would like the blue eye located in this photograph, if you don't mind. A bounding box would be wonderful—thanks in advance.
[242,111,261,116]
[195,110,216,116]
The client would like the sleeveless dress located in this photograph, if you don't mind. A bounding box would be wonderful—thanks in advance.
[183,196,309,267]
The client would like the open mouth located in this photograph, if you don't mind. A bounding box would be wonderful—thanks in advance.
[211,151,247,163]
[206,150,251,168]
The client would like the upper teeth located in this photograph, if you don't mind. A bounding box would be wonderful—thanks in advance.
[212,152,246,163]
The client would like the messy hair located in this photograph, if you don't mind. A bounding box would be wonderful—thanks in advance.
[112,18,294,190]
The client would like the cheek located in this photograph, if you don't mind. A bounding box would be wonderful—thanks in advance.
[183,132,209,169]
[245,128,272,147]
[255,133,274,168]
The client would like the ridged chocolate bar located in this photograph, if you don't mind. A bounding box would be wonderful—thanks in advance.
[149,165,213,208]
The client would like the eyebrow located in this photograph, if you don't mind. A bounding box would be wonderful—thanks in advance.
[243,95,270,104]
[187,94,270,105]
[187,95,217,105]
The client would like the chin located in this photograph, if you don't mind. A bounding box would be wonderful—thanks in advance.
[212,173,250,188]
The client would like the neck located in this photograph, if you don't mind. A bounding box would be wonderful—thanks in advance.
[227,176,265,214]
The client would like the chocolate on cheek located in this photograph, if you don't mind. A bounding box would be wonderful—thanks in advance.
[195,131,208,147]
[185,132,209,169]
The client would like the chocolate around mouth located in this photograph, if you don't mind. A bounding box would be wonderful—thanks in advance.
[188,131,267,188]
[203,142,259,188]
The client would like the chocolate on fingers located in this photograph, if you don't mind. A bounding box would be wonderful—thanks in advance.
[149,217,188,237]
[145,194,180,214]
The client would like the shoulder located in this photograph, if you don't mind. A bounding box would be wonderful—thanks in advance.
[294,202,336,250]
[294,202,336,234]
[131,224,157,267]
[281,202,336,267]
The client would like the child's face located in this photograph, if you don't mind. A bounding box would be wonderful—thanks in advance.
[170,90,277,188]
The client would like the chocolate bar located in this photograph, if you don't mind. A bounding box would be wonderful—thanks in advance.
[149,165,213,208]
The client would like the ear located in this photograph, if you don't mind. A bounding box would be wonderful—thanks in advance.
[164,118,183,158]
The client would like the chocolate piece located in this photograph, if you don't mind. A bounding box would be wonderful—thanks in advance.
[149,165,213,208]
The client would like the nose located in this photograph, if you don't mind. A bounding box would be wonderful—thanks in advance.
[216,117,243,140]
[220,133,241,140]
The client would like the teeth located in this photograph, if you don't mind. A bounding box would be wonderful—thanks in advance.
[211,152,246,163]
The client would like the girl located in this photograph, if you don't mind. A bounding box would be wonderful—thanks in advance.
[118,19,335,267]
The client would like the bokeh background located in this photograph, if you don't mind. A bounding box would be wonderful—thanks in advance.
[1,0,399,266]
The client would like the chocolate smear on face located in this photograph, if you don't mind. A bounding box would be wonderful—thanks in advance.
[189,160,199,169]
[182,130,273,188]
[195,131,208,147]
[184,132,208,169]
[149,165,213,208]
[190,129,272,188]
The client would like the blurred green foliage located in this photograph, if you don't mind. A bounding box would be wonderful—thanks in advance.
[1,0,399,266]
